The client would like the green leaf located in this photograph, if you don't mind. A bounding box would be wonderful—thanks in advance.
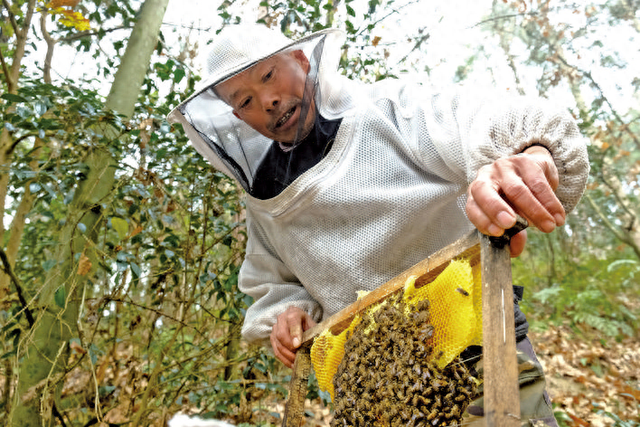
[130,262,141,277]
[1,93,28,103]
[54,287,66,308]
[173,67,186,83]
[111,217,129,240]
[42,259,57,271]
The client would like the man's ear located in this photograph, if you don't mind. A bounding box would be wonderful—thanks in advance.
[291,50,310,73]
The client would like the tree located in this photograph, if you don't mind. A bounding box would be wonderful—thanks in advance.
[478,0,639,339]
[2,0,171,424]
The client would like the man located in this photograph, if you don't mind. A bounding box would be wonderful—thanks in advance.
[169,24,589,426]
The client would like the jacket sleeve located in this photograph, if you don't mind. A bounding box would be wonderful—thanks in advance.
[390,83,590,214]
[238,214,323,347]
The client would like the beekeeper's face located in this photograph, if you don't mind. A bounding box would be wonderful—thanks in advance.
[215,50,315,144]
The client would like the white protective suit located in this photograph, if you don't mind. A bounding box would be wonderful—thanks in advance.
[236,75,589,346]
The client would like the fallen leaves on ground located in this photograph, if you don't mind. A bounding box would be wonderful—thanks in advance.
[530,324,640,427]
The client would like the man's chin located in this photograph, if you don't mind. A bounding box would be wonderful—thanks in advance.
[275,121,315,145]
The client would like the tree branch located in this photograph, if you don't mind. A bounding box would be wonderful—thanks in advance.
[39,8,56,84]
[585,193,640,259]
[554,54,640,150]
[599,154,638,230]
[0,247,35,326]
[0,44,12,88]
[469,12,539,29]
[58,25,130,44]
[2,0,19,35]
[7,132,39,155]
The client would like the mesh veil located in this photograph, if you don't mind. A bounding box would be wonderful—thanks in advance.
[174,28,340,199]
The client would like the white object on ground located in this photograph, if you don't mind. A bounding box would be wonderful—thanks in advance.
[168,413,235,427]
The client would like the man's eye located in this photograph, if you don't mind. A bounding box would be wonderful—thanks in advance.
[263,70,273,82]
[239,97,251,109]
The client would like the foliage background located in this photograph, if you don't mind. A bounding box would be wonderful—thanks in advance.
[0,0,638,426]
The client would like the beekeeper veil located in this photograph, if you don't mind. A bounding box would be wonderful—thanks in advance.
[168,25,345,199]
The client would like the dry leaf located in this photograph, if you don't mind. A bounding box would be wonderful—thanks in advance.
[77,254,91,276]
[47,0,81,7]
[129,226,143,239]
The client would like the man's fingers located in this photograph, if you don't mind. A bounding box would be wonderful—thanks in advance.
[509,230,527,257]
[270,329,296,368]
[502,173,565,233]
[468,155,566,236]
[500,178,556,233]
[466,180,516,236]
[270,307,314,368]
[290,324,302,349]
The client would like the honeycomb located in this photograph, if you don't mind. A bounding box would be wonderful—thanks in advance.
[330,291,478,426]
[311,258,482,403]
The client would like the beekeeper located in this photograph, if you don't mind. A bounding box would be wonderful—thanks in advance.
[168,24,588,425]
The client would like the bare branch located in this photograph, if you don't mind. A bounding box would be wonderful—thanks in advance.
[39,8,57,84]
[585,193,640,259]
[0,42,12,88]
[2,0,19,35]
[554,54,640,150]
[58,25,130,44]
[469,12,538,29]
[0,247,35,326]
[7,132,39,155]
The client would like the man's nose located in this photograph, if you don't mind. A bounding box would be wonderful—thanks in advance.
[259,92,279,112]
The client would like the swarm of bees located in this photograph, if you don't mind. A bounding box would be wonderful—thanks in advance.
[330,293,478,427]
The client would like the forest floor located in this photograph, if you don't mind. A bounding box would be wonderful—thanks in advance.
[270,323,640,427]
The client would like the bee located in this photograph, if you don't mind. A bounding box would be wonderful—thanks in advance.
[444,392,454,406]
[446,405,461,419]
[432,394,442,408]
[457,385,472,397]
[456,287,469,296]
[400,408,412,420]
[426,409,438,421]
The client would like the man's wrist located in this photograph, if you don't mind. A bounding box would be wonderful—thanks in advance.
[522,143,552,158]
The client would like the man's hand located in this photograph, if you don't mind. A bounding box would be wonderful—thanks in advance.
[466,145,564,257]
[270,306,316,368]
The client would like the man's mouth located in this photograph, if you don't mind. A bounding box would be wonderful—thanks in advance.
[275,106,296,129]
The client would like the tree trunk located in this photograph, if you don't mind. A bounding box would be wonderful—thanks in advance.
[10,0,170,424]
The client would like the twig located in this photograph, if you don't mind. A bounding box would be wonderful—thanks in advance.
[2,0,19,35]
[39,8,56,84]
[8,132,40,155]
[0,44,12,88]
[357,0,420,37]
[469,12,539,29]
[52,404,68,427]
[554,54,640,150]
[20,372,65,404]
[58,25,130,43]
[0,247,35,326]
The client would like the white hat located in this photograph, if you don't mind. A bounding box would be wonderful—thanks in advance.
[166,24,345,194]
[169,24,344,121]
